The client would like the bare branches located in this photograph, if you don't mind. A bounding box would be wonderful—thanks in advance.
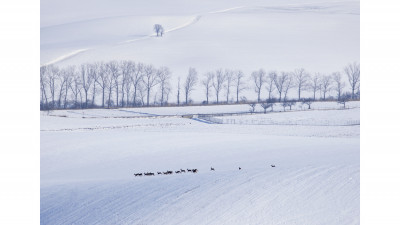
[234,70,246,103]
[39,61,359,110]
[213,69,226,104]
[344,62,360,99]
[265,71,276,100]
[251,69,266,102]
[273,72,289,102]
[184,67,198,105]
[142,65,158,106]
[293,68,310,100]
[320,75,332,100]
[332,72,345,100]
[310,74,320,100]
[157,66,171,106]
[202,72,214,104]
[153,24,164,37]
[224,69,235,103]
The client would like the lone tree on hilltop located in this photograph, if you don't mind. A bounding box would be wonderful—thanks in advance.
[153,24,164,37]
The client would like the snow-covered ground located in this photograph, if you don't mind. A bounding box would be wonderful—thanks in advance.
[41,0,359,223]
[41,102,359,224]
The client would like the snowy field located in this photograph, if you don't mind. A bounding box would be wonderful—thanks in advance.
[41,103,360,224]
[41,0,359,223]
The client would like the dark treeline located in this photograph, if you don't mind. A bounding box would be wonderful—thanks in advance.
[40,60,360,110]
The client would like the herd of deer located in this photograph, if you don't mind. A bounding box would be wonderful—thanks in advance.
[134,169,198,177]
[134,165,276,177]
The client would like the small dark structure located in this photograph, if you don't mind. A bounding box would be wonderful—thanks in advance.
[192,169,198,173]
[271,164,276,168]
[239,167,241,170]
[211,167,215,171]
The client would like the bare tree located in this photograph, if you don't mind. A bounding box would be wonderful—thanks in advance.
[320,75,332,100]
[63,66,75,109]
[131,62,144,106]
[105,61,120,107]
[164,86,172,104]
[137,83,146,106]
[47,65,59,109]
[224,69,235,103]
[57,68,70,108]
[274,72,289,102]
[120,61,132,107]
[202,72,214,104]
[213,69,226,104]
[266,71,276,100]
[96,62,108,108]
[249,103,256,114]
[344,62,360,99]
[282,100,296,111]
[260,102,273,114]
[157,66,171,106]
[293,68,310,100]
[104,64,115,108]
[90,63,99,106]
[70,74,82,108]
[251,69,266,102]
[301,98,313,109]
[120,61,128,107]
[338,93,351,108]
[234,70,246,103]
[153,24,164,37]
[310,74,320,100]
[177,77,181,106]
[40,66,49,109]
[142,64,159,106]
[283,73,293,101]
[80,64,94,108]
[184,67,198,105]
[332,72,345,100]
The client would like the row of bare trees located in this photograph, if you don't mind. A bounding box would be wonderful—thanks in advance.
[40,61,360,110]
[249,62,360,103]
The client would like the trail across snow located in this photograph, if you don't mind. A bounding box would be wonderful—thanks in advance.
[42,48,89,66]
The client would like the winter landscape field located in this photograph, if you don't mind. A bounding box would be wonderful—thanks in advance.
[41,0,360,224]
[41,102,360,224]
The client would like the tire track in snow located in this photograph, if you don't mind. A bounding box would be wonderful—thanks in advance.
[42,48,90,66]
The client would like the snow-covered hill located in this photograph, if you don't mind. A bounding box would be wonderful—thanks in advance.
[41,0,359,101]
[41,104,359,224]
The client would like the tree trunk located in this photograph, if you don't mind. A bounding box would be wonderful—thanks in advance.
[102,88,105,108]
[147,88,150,106]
